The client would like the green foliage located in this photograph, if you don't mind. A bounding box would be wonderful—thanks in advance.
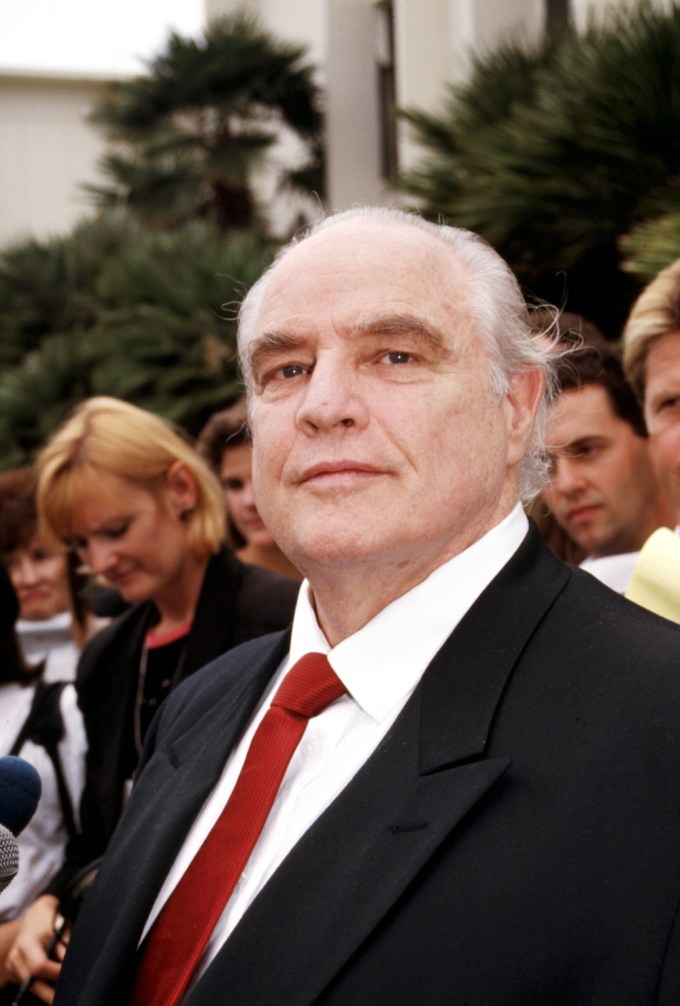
[0,211,277,468]
[87,10,324,234]
[398,1,680,334]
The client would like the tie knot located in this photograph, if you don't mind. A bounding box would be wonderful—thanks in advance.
[272,652,345,718]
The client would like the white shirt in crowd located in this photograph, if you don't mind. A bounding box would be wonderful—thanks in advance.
[0,682,86,919]
[16,612,80,683]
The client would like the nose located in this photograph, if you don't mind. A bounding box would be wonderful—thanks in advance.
[295,354,368,434]
[14,556,40,587]
[82,539,117,576]
[241,480,257,509]
[550,456,585,497]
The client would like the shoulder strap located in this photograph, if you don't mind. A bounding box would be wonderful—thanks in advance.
[10,681,78,839]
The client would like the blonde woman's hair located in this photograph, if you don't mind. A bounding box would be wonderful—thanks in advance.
[36,397,226,557]
[622,257,680,402]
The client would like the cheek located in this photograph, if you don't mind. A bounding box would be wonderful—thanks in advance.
[224,491,241,515]
[43,559,68,587]
[650,427,680,474]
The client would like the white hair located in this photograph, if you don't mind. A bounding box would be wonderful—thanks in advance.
[237,206,557,501]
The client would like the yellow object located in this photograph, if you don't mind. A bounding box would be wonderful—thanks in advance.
[625,528,680,623]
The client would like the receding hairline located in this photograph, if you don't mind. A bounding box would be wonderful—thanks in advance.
[239,211,483,349]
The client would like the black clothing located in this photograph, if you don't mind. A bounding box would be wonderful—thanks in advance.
[48,547,298,898]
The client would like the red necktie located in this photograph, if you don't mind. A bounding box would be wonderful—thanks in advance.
[130,652,345,1006]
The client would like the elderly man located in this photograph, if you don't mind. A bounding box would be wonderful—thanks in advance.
[49,210,680,1006]
[540,322,675,591]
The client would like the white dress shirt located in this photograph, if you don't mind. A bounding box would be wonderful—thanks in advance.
[141,505,529,993]
[579,552,639,593]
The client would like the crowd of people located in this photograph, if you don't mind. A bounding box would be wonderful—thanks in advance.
[3,207,680,1004]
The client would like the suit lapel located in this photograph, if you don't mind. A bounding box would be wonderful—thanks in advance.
[76,633,291,997]
[189,526,571,1005]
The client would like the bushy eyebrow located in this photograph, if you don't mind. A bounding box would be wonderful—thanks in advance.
[248,313,451,375]
[353,314,450,356]
[248,332,306,381]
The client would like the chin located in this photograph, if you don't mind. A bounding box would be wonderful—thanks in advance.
[21,608,59,622]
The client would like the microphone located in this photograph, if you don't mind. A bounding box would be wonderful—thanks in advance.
[0,756,42,836]
[0,823,19,894]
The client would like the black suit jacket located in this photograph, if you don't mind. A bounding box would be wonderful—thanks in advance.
[49,547,299,897]
[55,527,680,1004]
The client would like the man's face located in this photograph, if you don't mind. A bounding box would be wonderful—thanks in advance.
[644,331,680,515]
[543,383,661,556]
[246,219,540,594]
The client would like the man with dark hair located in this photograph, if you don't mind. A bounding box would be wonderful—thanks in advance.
[540,313,674,590]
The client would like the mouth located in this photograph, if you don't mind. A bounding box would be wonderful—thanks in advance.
[104,568,137,588]
[19,588,51,602]
[298,461,388,487]
[242,516,267,530]
[566,504,600,525]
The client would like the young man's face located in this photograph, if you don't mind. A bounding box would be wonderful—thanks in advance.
[543,382,665,556]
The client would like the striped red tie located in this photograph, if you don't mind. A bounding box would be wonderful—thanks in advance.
[130,653,345,1006]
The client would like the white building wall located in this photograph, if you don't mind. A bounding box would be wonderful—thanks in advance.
[205,0,580,214]
[1,0,675,245]
[0,72,113,246]
[394,0,545,172]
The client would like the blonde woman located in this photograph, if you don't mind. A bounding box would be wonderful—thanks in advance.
[5,397,298,1002]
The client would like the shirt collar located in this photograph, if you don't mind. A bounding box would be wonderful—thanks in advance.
[289,504,529,723]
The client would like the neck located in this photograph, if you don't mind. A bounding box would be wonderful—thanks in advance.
[591,505,678,559]
[303,496,518,646]
[153,553,210,635]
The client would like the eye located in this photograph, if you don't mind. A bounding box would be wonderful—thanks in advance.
[103,522,130,540]
[223,478,244,491]
[31,549,53,562]
[279,363,308,379]
[381,351,414,365]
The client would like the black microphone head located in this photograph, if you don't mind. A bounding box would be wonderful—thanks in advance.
[0,822,19,894]
[0,756,42,836]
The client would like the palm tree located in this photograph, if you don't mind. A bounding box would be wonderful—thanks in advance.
[0,211,277,467]
[398,1,680,335]
[87,11,324,235]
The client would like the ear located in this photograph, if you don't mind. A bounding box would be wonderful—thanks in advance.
[164,461,199,518]
[504,369,546,465]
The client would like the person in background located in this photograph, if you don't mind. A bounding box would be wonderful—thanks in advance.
[196,397,302,580]
[4,396,299,1003]
[0,565,86,1006]
[623,257,680,522]
[48,209,680,1006]
[0,468,103,681]
[539,317,675,591]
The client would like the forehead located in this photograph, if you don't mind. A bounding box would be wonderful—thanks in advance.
[547,384,617,439]
[253,219,471,339]
[61,471,157,530]
[645,331,680,386]
[219,442,252,476]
